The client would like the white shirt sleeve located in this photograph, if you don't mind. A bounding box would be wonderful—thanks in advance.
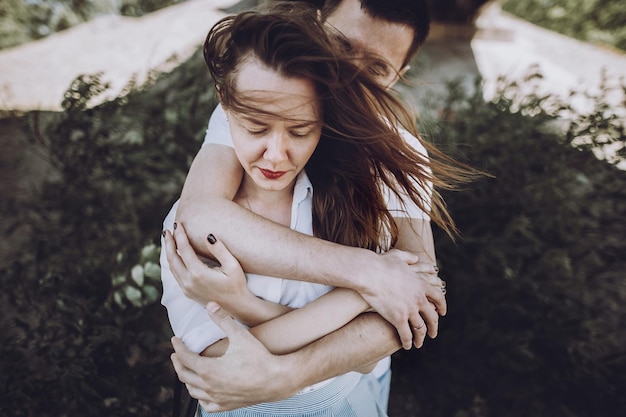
[160,104,232,352]
[160,200,227,353]
[202,104,234,148]
[384,128,433,220]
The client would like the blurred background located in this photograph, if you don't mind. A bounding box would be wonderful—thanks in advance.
[1,1,624,416]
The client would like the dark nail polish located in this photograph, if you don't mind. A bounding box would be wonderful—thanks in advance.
[173,222,177,230]
[162,230,166,237]
[434,265,439,273]
[207,234,217,244]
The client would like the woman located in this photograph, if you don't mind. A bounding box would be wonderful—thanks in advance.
[162,3,471,416]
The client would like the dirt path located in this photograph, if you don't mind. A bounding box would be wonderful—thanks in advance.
[0,0,237,114]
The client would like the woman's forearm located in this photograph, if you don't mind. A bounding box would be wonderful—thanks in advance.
[224,291,293,328]
[202,288,369,357]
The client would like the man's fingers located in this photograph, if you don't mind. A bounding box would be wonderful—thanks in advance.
[395,321,413,350]
[410,317,428,349]
[409,262,439,276]
[171,338,218,400]
[171,336,202,370]
[199,400,217,413]
[420,305,440,339]
[386,248,419,265]
[205,302,246,342]
[426,285,447,317]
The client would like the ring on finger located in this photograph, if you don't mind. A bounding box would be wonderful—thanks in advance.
[412,322,425,331]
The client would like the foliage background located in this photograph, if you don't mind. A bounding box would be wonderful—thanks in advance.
[0,0,184,50]
[0,50,216,416]
[390,73,626,416]
[1,0,625,416]
[501,0,626,51]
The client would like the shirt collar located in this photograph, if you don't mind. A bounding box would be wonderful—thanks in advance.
[293,170,313,205]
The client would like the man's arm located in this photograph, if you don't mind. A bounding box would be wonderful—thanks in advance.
[162,215,438,355]
[177,144,375,283]
[171,303,400,413]
[175,144,442,348]
[169,220,440,411]
[174,105,443,348]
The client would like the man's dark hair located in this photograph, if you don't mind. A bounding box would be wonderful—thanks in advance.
[322,0,430,67]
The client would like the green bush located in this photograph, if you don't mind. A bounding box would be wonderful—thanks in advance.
[390,74,626,416]
[0,0,183,50]
[502,0,626,51]
[0,49,216,417]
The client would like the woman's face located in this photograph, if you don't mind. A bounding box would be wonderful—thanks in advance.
[227,57,322,194]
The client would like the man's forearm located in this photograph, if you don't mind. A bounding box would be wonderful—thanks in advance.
[171,306,401,412]
[281,312,400,391]
[180,198,370,286]
[176,146,374,291]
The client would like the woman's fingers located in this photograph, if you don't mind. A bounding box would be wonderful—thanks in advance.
[163,229,190,283]
[203,234,242,275]
[172,223,205,269]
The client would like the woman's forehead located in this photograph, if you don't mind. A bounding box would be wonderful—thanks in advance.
[232,58,321,120]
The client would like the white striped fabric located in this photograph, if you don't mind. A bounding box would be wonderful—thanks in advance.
[198,372,386,417]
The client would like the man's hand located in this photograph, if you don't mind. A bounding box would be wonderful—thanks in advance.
[171,303,297,412]
[163,223,248,308]
[358,249,446,350]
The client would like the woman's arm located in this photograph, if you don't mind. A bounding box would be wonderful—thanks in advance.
[163,223,292,328]
[187,220,440,357]
[201,287,369,357]
[165,223,370,354]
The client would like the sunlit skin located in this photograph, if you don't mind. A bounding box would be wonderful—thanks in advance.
[325,0,415,87]
[226,56,322,225]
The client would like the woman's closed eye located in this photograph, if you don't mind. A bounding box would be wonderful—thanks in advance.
[290,129,313,138]
[247,128,267,136]
[369,61,391,78]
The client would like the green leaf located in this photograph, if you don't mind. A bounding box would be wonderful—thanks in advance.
[130,265,144,286]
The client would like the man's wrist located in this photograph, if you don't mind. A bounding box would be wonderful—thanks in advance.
[267,354,302,399]
[343,249,379,296]
[323,246,375,294]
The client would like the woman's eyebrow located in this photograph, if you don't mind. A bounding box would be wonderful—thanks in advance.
[242,114,319,127]
[291,120,320,128]
[240,115,268,125]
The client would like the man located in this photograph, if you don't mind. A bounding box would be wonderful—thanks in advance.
[165,0,441,412]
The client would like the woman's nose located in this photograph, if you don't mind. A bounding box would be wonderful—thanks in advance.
[264,131,288,163]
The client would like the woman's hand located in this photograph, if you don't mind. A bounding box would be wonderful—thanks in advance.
[163,222,249,310]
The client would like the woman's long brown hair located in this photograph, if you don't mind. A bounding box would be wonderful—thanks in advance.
[204,2,476,251]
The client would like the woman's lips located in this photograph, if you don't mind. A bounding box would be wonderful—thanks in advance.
[259,168,287,179]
